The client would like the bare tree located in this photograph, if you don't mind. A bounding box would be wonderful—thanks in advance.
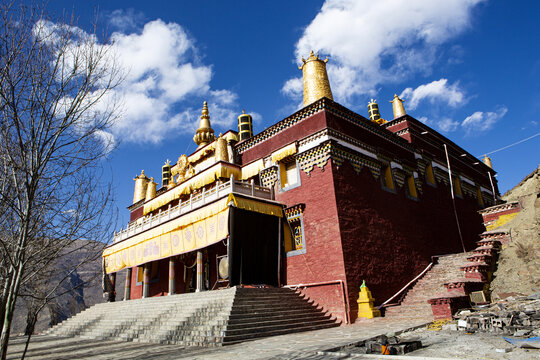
[0,1,121,358]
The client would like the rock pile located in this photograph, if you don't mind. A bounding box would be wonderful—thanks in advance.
[453,293,540,337]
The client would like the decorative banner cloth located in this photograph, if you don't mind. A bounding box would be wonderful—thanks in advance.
[103,194,283,274]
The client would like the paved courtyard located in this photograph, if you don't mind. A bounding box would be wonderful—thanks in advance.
[7,317,430,359]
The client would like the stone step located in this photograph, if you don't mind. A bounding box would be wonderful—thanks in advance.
[47,286,338,346]
[222,322,338,344]
[224,318,335,337]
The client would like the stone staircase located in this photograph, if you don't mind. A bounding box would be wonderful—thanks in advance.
[383,253,471,320]
[384,201,521,321]
[46,286,338,346]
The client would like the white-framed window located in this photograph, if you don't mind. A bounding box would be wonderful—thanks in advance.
[279,158,300,191]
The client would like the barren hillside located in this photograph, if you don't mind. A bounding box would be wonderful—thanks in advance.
[490,165,540,298]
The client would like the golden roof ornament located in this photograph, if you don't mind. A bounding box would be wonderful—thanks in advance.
[193,101,217,148]
[133,170,150,203]
[145,177,157,201]
[215,133,229,162]
[367,99,387,125]
[299,50,333,106]
[390,94,406,119]
[482,154,493,169]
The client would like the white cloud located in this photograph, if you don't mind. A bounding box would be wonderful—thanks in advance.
[285,0,484,103]
[107,9,145,32]
[400,79,466,110]
[94,130,116,154]
[41,18,244,144]
[281,77,303,100]
[437,118,460,132]
[461,106,507,135]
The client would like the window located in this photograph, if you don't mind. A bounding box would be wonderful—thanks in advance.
[284,204,306,256]
[279,159,300,190]
[381,164,395,191]
[453,176,463,198]
[425,163,436,186]
[477,187,485,207]
[136,262,160,285]
[406,175,418,199]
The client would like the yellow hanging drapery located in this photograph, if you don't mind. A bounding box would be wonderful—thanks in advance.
[271,143,297,163]
[104,194,283,274]
[240,159,265,180]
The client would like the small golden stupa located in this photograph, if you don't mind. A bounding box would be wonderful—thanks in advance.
[357,280,381,319]
[193,101,217,148]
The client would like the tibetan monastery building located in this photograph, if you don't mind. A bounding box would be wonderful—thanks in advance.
[103,51,499,323]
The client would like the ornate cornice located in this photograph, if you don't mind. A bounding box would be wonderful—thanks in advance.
[235,98,414,154]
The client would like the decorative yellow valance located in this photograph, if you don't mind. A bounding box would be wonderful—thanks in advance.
[240,159,265,180]
[143,163,241,215]
[271,143,297,163]
[103,207,229,274]
[187,142,216,164]
[104,194,283,273]
[226,193,283,218]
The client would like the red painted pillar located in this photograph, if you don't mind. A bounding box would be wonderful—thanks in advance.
[196,251,204,292]
[168,258,176,295]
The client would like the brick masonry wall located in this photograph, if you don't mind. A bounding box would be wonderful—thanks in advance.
[276,162,349,323]
[331,161,485,323]
[481,207,521,223]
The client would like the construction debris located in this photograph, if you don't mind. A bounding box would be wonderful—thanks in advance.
[452,293,540,337]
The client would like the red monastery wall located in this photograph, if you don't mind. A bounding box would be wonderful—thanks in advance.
[331,161,485,322]
[275,163,349,323]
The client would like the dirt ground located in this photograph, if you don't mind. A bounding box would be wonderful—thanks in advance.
[398,326,539,359]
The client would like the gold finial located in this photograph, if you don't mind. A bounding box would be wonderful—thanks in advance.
[367,99,386,124]
[238,110,254,141]
[390,94,406,119]
[193,101,216,148]
[162,160,172,187]
[482,154,493,169]
[133,170,150,203]
[145,177,157,201]
[215,133,229,162]
[299,50,333,106]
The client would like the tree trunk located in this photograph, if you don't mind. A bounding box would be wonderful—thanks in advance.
[0,263,23,360]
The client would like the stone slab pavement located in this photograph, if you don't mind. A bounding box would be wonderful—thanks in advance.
[6,317,431,360]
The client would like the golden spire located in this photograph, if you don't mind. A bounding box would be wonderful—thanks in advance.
[482,154,493,169]
[133,170,150,203]
[299,50,333,106]
[214,133,229,162]
[390,94,406,119]
[145,177,157,201]
[367,99,387,125]
[193,101,216,148]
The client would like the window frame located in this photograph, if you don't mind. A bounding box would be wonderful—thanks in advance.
[380,163,396,193]
[278,158,301,192]
[285,213,307,257]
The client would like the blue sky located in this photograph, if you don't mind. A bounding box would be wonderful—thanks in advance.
[48,1,539,228]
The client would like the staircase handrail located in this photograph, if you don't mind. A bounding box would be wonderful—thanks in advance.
[378,261,435,310]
